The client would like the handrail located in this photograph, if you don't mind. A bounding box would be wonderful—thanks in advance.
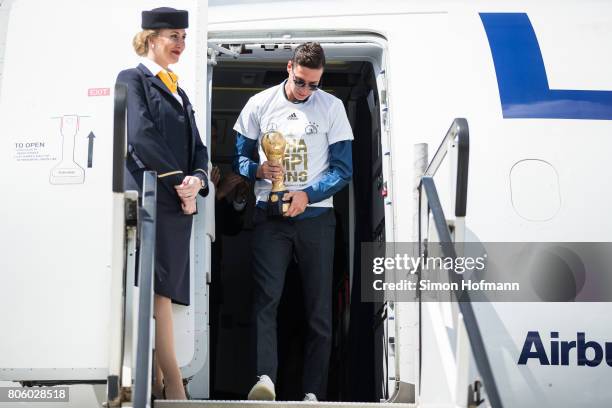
[107,82,128,406]
[133,171,157,408]
[113,83,127,193]
[418,119,503,408]
[419,177,502,408]
[422,118,469,217]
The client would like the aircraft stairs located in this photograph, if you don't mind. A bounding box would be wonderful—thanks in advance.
[0,94,498,407]
[0,63,508,408]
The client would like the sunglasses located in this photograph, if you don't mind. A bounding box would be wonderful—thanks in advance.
[292,70,321,91]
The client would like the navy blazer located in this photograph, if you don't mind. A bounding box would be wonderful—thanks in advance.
[117,63,209,208]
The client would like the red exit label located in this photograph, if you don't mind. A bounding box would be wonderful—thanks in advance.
[88,88,110,97]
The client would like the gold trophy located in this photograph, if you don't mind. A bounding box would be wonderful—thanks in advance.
[262,130,290,217]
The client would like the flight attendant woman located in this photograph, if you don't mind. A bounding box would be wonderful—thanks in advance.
[117,7,209,400]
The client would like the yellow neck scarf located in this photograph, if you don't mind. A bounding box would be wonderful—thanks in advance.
[157,69,179,94]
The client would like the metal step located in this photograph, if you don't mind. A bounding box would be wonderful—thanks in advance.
[155,400,417,408]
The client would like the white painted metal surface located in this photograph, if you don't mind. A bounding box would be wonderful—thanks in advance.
[0,0,209,386]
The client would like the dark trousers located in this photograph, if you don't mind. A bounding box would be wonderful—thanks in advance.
[251,208,336,399]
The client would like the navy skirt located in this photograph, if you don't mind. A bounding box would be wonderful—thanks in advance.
[126,168,193,306]
[154,201,193,306]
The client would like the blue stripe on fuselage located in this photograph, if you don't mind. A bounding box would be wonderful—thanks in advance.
[480,13,612,120]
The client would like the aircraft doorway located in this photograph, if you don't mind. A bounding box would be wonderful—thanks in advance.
[207,41,389,402]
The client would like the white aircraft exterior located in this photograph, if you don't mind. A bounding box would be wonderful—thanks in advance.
[0,0,610,407]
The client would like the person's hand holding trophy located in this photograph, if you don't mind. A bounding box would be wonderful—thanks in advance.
[261,130,290,217]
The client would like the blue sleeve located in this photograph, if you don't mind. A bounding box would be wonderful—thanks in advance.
[303,140,353,203]
[233,133,259,181]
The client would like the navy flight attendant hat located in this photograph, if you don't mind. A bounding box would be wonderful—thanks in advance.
[142,7,188,29]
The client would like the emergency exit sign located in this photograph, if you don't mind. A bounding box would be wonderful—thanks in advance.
[88,88,110,97]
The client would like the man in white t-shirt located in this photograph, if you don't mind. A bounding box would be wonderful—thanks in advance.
[233,42,353,402]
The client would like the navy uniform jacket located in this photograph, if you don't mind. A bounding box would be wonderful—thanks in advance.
[116,63,210,305]
[117,63,209,209]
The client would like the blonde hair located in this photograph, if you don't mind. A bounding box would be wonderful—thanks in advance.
[132,30,158,56]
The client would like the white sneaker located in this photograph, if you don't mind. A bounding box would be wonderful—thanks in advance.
[247,375,276,401]
[303,393,318,402]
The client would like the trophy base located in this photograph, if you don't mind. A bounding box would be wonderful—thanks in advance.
[267,190,290,218]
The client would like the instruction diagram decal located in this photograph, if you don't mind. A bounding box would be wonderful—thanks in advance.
[49,115,86,185]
